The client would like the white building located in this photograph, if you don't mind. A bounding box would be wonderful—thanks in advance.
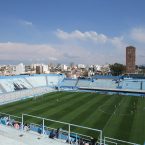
[15,63,25,75]
[61,64,68,71]
[78,64,86,69]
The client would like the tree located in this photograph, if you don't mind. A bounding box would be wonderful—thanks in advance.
[109,63,126,76]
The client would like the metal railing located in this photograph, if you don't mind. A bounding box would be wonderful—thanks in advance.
[104,136,140,145]
[0,112,141,145]
[22,113,102,145]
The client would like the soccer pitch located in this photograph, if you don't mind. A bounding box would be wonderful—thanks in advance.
[0,91,144,144]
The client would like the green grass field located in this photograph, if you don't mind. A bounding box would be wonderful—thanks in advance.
[0,91,145,144]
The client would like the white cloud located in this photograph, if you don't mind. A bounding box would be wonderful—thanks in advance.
[20,20,33,26]
[0,42,59,62]
[0,41,115,64]
[56,29,108,43]
[130,27,145,43]
[110,36,126,49]
[56,29,126,48]
[1,28,145,65]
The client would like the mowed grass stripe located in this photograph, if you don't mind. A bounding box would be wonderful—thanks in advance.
[24,92,87,123]
[0,91,57,110]
[82,95,123,130]
[102,96,130,138]
[61,94,111,124]
[0,91,64,113]
[23,92,80,115]
[49,94,111,129]
[65,95,123,138]
[36,92,92,121]
[0,91,144,145]
[60,94,114,135]
[12,92,80,116]
[77,95,123,138]
[129,97,145,144]
[103,96,137,143]
[115,96,137,141]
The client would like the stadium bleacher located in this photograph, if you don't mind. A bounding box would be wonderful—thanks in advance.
[47,74,64,87]
[121,78,145,90]
[91,79,118,89]
[60,79,77,87]
[76,79,92,88]
[25,76,47,87]
[0,74,144,145]
[0,74,64,104]
[0,74,145,105]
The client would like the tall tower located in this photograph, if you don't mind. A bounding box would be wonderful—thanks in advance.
[126,46,136,73]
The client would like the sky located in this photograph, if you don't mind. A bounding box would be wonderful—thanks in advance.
[0,0,145,65]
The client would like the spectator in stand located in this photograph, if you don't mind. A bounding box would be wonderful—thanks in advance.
[66,136,72,144]
[91,138,96,145]
[14,122,19,129]
[24,123,30,131]
[38,127,42,134]
[6,119,10,126]
[49,129,55,139]
[55,128,62,139]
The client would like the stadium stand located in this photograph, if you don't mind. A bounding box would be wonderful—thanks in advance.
[0,112,101,145]
[0,77,32,92]
[92,75,120,80]
[60,79,77,87]
[0,74,143,145]
[0,74,145,105]
[0,87,54,105]
[90,79,118,89]
[60,77,145,96]
[0,124,67,145]
[121,78,145,90]
[25,76,47,87]
[47,74,64,87]
[0,112,140,145]
[0,74,64,104]
[76,79,92,88]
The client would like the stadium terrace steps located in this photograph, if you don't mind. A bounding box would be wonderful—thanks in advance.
[45,75,49,86]
[0,124,67,145]
[0,87,55,105]
[76,80,92,87]
[0,78,32,92]
[60,79,77,87]
[47,75,63,87]
[0,74,64,105]
[0,84,7,93]
[75,79,118,89]
[24,78,34,88]
[121,79,145,90]
[0,74,64,94]
[25,76,47,87]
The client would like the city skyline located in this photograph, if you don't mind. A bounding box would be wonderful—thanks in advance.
[0,0,145,65]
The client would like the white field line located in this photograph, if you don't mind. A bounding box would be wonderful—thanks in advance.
[102,97,125,132]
